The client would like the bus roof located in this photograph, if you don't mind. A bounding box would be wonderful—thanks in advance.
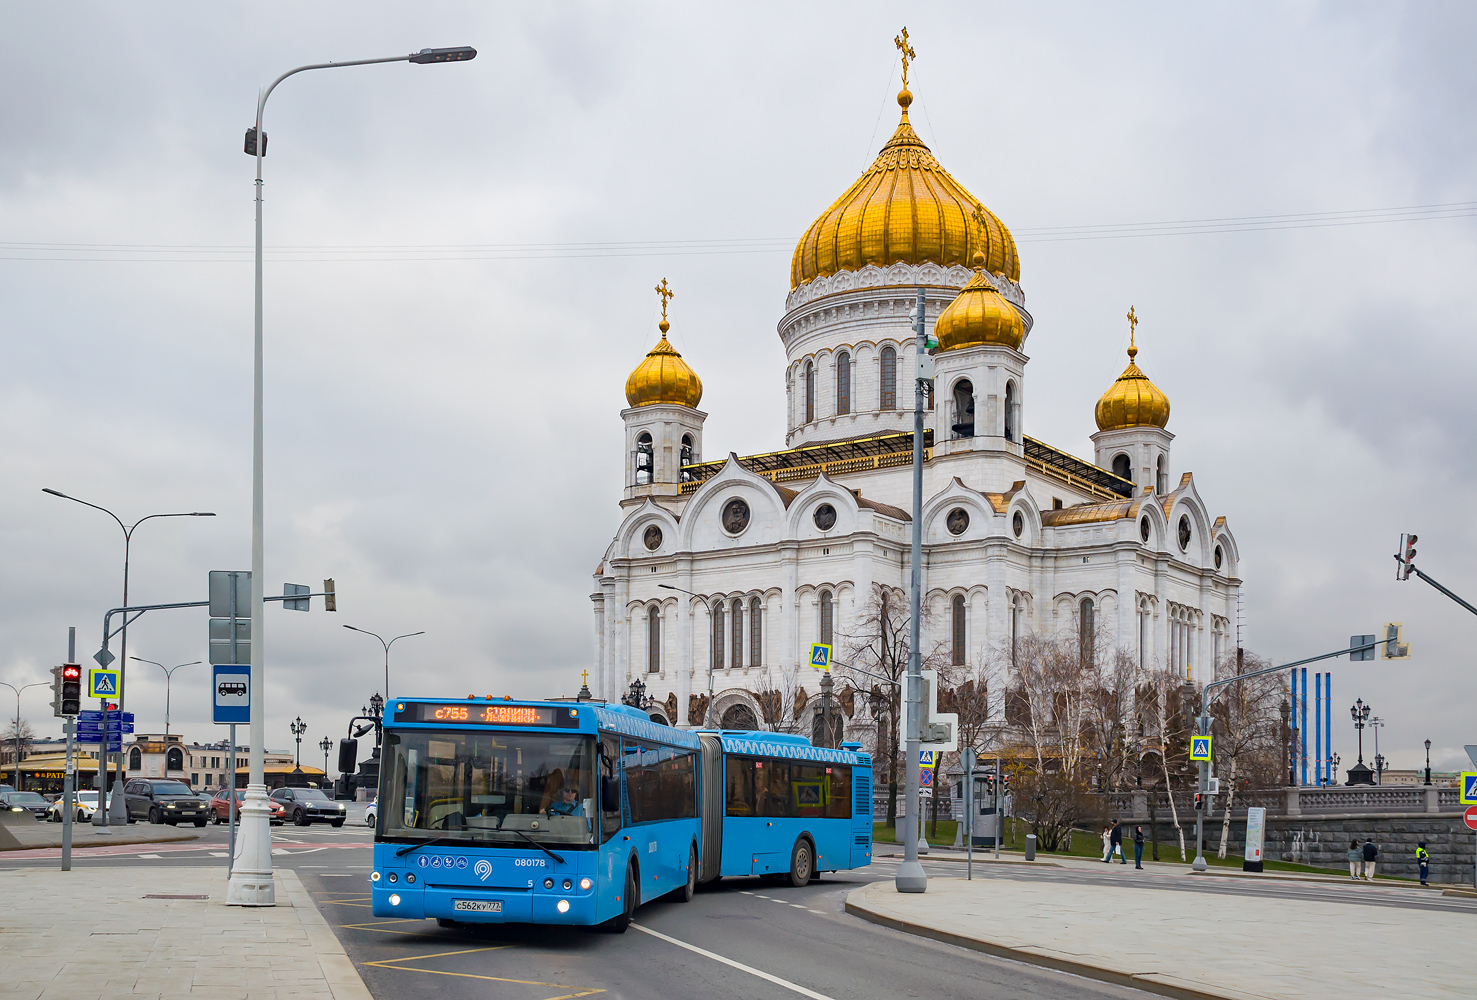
[704,730,866,765]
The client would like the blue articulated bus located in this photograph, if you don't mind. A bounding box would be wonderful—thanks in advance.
[371,696,871,931]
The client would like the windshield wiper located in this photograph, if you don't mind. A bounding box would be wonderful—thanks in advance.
[395,836,458,858]
[509,827,566,864]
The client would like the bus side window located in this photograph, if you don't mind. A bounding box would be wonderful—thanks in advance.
[756,758,792,819]
[726,756,757,817]
[826,765,852,820]
[599,735,623,843]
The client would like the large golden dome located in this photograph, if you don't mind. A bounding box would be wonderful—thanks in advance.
[1095,343,1170,431]
[625,321,702,409]
[933,251,1025,352]
[790,87,1019,291]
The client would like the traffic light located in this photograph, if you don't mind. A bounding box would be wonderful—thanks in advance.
[1193,791,1205,812]
[1380,622,1411,660]
[323,578,337,613]
[50,665,63,717]
[1398,533,1417,580]
[61,664,81,716]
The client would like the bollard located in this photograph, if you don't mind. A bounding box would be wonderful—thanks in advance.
[1025,833,1036,861]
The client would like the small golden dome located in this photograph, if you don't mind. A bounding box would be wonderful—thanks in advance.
[933,250,1025,352]
[625,328,702,408]
[790,88,1019,290]
[1095,343,1170,431]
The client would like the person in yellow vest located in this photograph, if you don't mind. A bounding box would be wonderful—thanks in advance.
[1416,841,1430,886]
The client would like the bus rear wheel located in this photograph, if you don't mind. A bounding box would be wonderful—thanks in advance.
[787,838,813,888]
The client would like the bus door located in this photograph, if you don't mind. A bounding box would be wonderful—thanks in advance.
[596,734,626,916]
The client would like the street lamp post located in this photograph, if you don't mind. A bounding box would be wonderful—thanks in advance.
[290,717,306,767]
[229,43,476,910]
[1425,739,1433,786]
[0,682,48,789]
[128,658,201,741]
[42,488,213,822]
[343,627,425,706]
[1370,717,1385,784]
[319,736,332,779]
[895,286,928,894]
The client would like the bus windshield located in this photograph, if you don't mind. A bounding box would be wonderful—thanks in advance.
[382,729,595,848]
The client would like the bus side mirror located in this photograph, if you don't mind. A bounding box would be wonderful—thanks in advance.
[601,776,621,812]
[337,738,359,775]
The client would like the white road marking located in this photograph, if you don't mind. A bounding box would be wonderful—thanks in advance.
[136,854,162,859]
[319,873,356,878]
[632,923,836,1000]
[209,852,229,857]
[789,903,806,909]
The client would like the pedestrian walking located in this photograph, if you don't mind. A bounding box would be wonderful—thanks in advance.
[1110,819,1127,864]
[1362,838,1379,881]
[1133,825,1145,869]
[1100,824,1113,862]
[1346,840,1361,880]
[1416,841,1430,886]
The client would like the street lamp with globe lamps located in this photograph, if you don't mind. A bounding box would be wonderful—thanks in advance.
[319,736,332,779]
[290,717,306,767]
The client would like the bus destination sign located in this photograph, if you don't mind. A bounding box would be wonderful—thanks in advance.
[392,702,579,727]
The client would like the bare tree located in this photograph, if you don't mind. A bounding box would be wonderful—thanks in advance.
[0,717,36,771]
[757,667,807,735]
[1210,649,1283,858]
[1141,661,1194,861]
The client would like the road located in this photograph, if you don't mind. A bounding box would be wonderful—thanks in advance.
[5,809,1468,999]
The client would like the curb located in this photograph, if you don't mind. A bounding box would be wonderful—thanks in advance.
[844,894,1254,1000]
[279,868,374,1000]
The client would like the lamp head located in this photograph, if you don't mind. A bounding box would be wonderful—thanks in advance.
[409,46,477,64]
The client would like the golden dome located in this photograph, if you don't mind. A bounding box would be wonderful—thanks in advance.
[933,250,1025,352]
[625,322,703,409]
[790,88,1019,290]
[1095,342,1170,431]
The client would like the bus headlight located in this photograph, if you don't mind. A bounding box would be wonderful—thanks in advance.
[556,899,570,914]
[579,877,592,891]
[388,894,401,906]
[371,872,380,882]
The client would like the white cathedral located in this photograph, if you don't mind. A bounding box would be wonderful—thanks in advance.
[591,67,1241,735]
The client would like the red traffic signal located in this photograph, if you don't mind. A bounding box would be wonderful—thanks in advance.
[1400,533,1418,580]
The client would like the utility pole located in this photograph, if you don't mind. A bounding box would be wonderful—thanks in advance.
[896,284,928,894]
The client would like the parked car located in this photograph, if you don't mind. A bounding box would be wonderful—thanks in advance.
[0,790,51,820]
[364,800,377,827]
[208,788,285,826]
[124,778,209,826]
[270,786,346,827]
[46,790,100,823]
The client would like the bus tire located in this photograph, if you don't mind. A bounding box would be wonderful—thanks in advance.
[604,863,638,933]
[786,837,813,888]
[673,845,697,903]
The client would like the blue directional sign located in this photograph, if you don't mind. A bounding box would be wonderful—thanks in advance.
[809,643,832,670]
[1461,772,1477,806]
[213,665,251,724]
[1190,736,1213,762]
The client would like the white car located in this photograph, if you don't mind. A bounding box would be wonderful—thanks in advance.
[364,800,377,827]
[46,790,99,823]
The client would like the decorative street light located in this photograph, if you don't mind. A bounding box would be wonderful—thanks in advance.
[319,736,332,778]
[1425,739,1433,786]
[0,681,48,789]
[290,716,307,766]
[343,626,425,706]
[229,43,476,910]
[1350,699,1370,763]
[1370,717,1385,784]
[42,488,213,822]
[622,678,655,713]
[129,658,201,742]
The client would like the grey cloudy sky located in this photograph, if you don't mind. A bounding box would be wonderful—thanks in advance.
[2,3,1474,774]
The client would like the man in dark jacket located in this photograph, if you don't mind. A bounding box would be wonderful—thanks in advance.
[1110,819,1126,864]
[1362,838,1379,881]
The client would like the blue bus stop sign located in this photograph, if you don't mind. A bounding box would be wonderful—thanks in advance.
[213,665,251,724]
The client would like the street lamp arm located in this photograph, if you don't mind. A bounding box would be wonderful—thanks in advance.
[42,488,127,535]
[386,631,426,650]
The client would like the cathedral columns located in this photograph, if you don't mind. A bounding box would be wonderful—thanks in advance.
[781,542,800,673]
[1115,547,1132,655]
[676,558,694,725]
[592,590,607,700]
[986,540,1008,668]
[613,575,630,696]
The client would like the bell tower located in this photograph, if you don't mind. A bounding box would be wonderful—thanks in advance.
[1090,307,1173,494]
[622,279,705,505]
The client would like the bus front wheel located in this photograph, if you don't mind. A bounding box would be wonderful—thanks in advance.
[605,864,637,933]
[673,846,696,903]
[787,838,813,888]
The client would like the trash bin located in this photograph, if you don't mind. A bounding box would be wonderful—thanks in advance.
[1025,833,1036,861]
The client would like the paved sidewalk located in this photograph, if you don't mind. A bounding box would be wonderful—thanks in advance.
[847,875,1473,1000]
[0,865,370,1000]
[0,817,201,852]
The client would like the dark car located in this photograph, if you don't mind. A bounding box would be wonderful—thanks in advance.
[124,778,209,826]
[270,786,346,827]
[209,788,286,826]
[0,790,50,820]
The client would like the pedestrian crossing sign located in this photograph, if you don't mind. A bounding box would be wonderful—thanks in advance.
[1190,736,1213,762]
[919,750,936,769]
[1461,772,1477,805]
[809,643,832,670]
[88,668,119,698]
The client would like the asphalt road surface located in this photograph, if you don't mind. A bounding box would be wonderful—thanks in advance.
[7,811,1469,999]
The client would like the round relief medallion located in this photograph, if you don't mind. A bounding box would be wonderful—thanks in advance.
[643,525,663,551]
[721,498,751,535]
[813,503,837,531]
[1012,511,1024,538]
[1140,517,1150,543]
[946,507,970,535]
[1178,514,1192,551]
[1214,545,1223,570]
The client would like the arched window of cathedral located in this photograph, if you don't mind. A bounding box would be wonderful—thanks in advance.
[880,346,897,409]
[166,746,184,772]
[635,432,654,485]
[1012,511,1024,539]
[1010,595,1023,667]
[731,598,744,669]
[1214,545,1223,571]
[680,435,694,481]
[721,703,758,731]
[951,379,975,438]
[819,590,834,647]
[805,361,815,423]
[1004,381,1017,442]
[1140,517,1150,544]
[749,597,762,666]
[836,351,851,415]
[1079,598,1095,665]
[1137,603,1149,672]
[1157,455,1167,495]
[951,595,966,666]
[129,746,142,771]
[1178,514,1191,552]
[1112,453,1131,481]
[711,602,725,672]
[647,606,660,673]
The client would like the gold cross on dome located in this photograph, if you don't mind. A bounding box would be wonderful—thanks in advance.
[654,278,674,323]
[581,670,589,685]
[895,27,916,89]
[1127,305,1138,348]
